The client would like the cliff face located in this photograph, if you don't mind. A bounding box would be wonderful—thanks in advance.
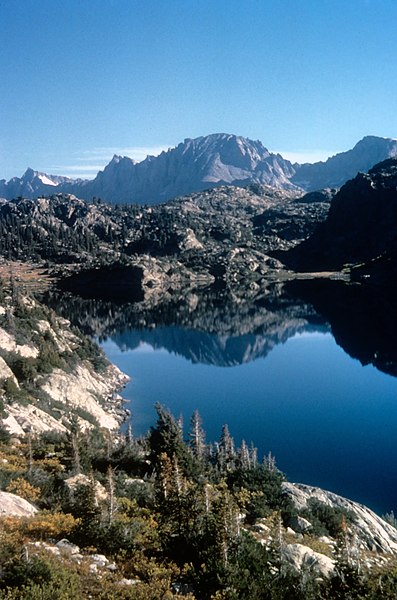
[0,292,128,435]
[285,158,397,276]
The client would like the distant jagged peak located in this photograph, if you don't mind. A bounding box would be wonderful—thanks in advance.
[108,154,137,166]
[21,167,73,185]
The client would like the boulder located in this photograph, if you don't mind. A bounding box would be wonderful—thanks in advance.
[0,490,37,517]
[64,473,108,502]
[287,515,312,534]
[56,539,80,555]
[282,543,335,577]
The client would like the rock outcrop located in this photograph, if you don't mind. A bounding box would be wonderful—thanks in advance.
[0,490,37,517]
[285,158,397,276]
[282,543,335,577]
[283,482,397,555]
[0,295,129,434]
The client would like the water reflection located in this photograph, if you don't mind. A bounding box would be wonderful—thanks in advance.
[286,279,397,377]
[43,280,397,513]
[45,279,397,376]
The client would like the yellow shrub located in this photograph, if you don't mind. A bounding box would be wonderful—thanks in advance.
[6,477,41,502]
[0,512,79,542]
[21,511,79,540]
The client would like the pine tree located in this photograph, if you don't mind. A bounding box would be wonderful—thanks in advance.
[189,410,206,460]
[148,403,188,470]
[218,424,236,473]
[238,439,250,470]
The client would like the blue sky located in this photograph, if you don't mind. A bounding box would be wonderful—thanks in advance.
[1,0,397,180]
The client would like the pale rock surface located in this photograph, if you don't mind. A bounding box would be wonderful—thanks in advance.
[2,413,25,435]
[282,543,335,577]
[41,364,123,430]
[283,482,397,555]
[0,327,38,358]
[64,473,108,502]
[35,319,77,353]
[56,539,80,555]
[288,515,313,534]
[0,490,37,517]
[5,403,67,434]
[116,578,141,586]
[0,356,19,386]
[179,228,204,251]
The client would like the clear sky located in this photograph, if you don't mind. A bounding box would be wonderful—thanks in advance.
[1,0,397,180]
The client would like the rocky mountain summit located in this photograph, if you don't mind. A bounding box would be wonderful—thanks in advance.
[70,133,298,204]
[290,135,397,191]
[0,168,75,200]
[2,133,397,204]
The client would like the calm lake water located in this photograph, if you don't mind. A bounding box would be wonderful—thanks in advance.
[101,321,397,516]
[47,277,397,517]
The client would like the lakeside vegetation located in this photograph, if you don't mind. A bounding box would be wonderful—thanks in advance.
[1,402,397,599]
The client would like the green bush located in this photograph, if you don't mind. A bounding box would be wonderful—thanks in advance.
[0,554,82,599]
[226,464,292,523]
[302,498,356,538]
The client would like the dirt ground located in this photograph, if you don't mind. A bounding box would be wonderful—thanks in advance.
[0,261,54,291]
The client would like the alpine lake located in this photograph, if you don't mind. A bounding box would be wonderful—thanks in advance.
[48,277,397,517]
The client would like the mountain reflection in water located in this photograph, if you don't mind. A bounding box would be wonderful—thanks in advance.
[45,279,397,376]
[44,280,397,514]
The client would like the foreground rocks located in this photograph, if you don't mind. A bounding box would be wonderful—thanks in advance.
[0,294,129,435]
[0,490,37,517]
[283,482,397,556]
[282,543,335,577]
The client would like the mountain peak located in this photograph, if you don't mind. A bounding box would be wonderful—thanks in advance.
[2,133,397,204]
[23,167,36,178]
[355,135,397,147]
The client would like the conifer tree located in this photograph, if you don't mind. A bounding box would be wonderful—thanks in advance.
[238,439,250,470]
[218,424,236,473]
[189,409,206,460]
[148,403,188,470]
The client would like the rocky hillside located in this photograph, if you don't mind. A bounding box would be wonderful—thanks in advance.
[0,185,332,297]
[284,158,397,279]
[0,287,128,435]
[2,133,396,204]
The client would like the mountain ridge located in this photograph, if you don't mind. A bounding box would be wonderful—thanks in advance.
[2,133,397,204]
